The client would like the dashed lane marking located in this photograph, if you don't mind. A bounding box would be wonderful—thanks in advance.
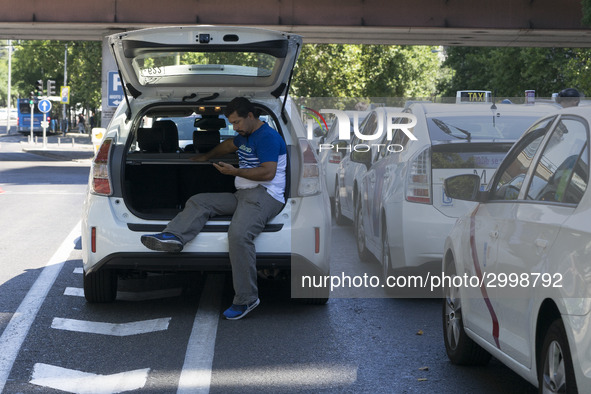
[0,222,80,393]
[177,273,224,394]
[30,363,150,393]
[51,317,172,336]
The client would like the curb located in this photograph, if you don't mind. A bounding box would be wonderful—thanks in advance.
[21,148,94,162]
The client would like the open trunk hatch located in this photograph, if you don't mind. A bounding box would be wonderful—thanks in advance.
[108,26,302,102]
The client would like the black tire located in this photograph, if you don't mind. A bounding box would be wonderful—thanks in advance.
[354,198,373,262]
[442,259,491,365]
[84,269,118,303]
[538,319,578,393]
[334,181,347,226]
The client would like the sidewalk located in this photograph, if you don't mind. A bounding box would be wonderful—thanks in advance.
[19,132,95,162]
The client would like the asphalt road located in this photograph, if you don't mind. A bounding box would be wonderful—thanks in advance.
[0,135,537,393]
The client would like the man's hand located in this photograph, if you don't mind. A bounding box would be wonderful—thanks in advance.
[213,161,238,176]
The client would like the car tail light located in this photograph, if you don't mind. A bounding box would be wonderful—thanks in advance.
[91,138,113,196]
[298,138,321,196]
[405,147,431,204]
[328,150,342,164]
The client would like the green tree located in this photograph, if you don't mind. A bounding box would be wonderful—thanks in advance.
[292,44,442,99]
[563,48,591,94]
[11,40,101,110]
[0,42,9,107]
[68,41,102,111]
[439,47,575,98]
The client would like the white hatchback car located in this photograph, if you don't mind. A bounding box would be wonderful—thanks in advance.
[352,102,558,275]
[442,107,591,392]
[334,109,393,225]
[81,26,331,303]
[317,110,369,218]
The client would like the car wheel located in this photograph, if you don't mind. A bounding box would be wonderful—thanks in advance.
[334,182,347,226]
[539,319,578,393]
[84,269,118,303]
[442,259,491,365]
[355,199,373,262]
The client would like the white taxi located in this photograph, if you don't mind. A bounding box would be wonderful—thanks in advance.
[352,101,557,277]
[442,107,591,392]
[81,26,331,303]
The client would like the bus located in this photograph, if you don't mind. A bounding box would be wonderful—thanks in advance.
[16,98,58,134]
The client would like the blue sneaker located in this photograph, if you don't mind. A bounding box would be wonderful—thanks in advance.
[223,298,260,320]
[141,232,183,253]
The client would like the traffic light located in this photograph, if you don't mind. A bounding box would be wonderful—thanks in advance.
[47,80,56,96]
[35,79,43,96]
[29,91,35,105]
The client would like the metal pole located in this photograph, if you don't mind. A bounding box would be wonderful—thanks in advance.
[62,44,67,134]
[29,101,33,141]
[6,40,11,135]
[42,112,47,149]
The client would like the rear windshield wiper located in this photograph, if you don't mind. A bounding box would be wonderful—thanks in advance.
[432,118,472,141]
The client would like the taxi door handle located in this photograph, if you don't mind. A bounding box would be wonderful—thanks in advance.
[489,230,498,239]
[535,238,548,249]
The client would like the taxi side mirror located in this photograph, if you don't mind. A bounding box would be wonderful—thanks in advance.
[350,148,371,166]
[444,174,484,202]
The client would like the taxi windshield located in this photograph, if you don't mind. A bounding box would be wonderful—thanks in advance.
[427,115,540,142]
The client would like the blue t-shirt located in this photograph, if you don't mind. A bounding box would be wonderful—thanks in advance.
[233,122,287,203]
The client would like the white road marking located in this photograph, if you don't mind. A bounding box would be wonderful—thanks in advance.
[64,287,84,297]
[177,273,224,394]
[51,317,171,336]
[0,222,80,393]
[73,267,83,274]
[211,364,358,388]
[30,363,149,393]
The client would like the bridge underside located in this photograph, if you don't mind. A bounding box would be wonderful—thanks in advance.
[0,0,590,47]
[2,23,591,47]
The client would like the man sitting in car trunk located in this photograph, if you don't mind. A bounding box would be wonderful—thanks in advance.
[141,97,287,320]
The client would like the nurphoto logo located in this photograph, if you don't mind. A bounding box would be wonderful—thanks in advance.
[304,107,418,153]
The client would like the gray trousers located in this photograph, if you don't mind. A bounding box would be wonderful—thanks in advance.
[164,185,284,305]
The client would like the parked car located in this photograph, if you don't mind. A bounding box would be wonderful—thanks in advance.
[442,106,590,392]
[352,101,558,276]
[334,109,396,225]
[318,110,369,216]
[81,26,331,303]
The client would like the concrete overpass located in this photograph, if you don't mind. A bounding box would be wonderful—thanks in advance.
[0,0,590,47]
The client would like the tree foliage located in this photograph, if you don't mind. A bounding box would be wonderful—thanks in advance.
[7,40,101,110]
[5,38,591,113]
[292,44,443,98]
[438,46,583,98]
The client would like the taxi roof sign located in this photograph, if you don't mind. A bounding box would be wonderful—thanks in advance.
[456,90,492,103]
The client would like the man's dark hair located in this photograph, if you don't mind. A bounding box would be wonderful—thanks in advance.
[224,97,259,118]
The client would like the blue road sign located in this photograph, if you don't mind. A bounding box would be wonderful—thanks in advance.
[108,71,124,107]
[38,99,52,114]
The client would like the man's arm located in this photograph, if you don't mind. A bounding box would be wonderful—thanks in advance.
[213,161,277,181]
[190,138,238,162]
